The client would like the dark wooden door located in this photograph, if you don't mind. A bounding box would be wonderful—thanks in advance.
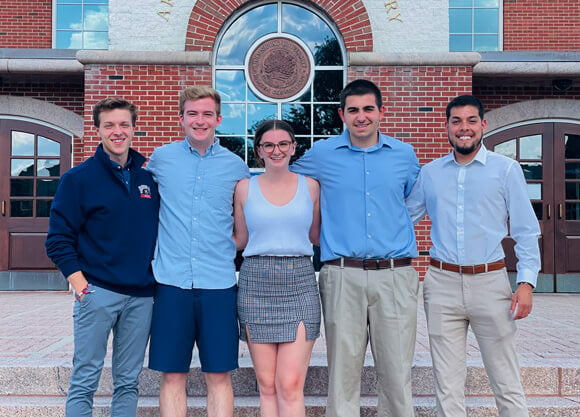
[486,122,580,292]
[0,119,71,272]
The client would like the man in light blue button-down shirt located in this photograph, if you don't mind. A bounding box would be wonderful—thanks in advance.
[406,95,540,417]
[146,86,249,417]
[292,79,420,417]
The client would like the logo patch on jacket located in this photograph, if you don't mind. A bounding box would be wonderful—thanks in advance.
[138,184,152,199]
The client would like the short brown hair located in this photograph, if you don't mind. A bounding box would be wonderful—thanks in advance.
[179,86,222,116]
[92,97,137,127]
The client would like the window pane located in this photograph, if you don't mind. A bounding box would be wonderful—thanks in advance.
[531,202,542,220]
[565,134,580,158]
[566,203,580,220]
[83,31,108,49]
[56,31,83,49]
[283,104,311,135]
[521,163,542,180]
[216,4,277,65]
[216,70,247,102]
[11,159,34,177]
[450,34,472,51]
[247,104,277,133]
[11,201,33,217]
[566,183,580,200]
[527,183,542,200]
[494,139,516,160]
[84,5,108,30]
[474,34,498,51]
[566,162,580,180]
[282,4,339,63]
[474,9,498,33]
[520,135,542,160]
[11,179,34,197]
[450,9,472,33]
[475,0,499,6]
[37,179,60,197]
[314,104,341,136]
[37,200,53,218]
[57,5,82,30]
[450,0,473,6]
[313,70,343,102]
[293,137,311,164]
[218,104,246,135]
[38,136,60,156]
[11,131,35,156]
[313,37,342,66]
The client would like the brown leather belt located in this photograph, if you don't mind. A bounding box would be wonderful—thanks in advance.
[429,258,506,274]
[325,257,413,270]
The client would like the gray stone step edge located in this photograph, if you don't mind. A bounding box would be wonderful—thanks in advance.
[0,362,578,398]
[0,396,579,417]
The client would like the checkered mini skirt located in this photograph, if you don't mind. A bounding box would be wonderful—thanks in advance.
[238,255,321,343]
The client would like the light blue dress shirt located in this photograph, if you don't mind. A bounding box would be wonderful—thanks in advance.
[291,130,420,262]
[147,139,250,289]
[406,145,541,286]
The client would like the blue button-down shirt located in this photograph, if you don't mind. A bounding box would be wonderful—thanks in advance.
[147,139,249,289]
[406,145,541,286]
[291,130,420,261]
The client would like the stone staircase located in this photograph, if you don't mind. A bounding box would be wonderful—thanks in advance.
[1,355,579,416]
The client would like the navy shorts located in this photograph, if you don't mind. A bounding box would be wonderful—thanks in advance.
[148,283,239,373]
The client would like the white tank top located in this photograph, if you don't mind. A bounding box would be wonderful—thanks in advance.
[242,174,314,257]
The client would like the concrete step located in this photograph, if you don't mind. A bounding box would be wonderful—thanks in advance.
[0,360,578,398]
[0,395,579,417]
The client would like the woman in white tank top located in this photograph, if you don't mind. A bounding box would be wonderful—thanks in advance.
[233,120,321,417]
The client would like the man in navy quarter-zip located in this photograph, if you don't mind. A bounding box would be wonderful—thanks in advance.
[46,97,159,417]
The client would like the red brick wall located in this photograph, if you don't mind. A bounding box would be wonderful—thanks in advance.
[185,0,373,52]
[0,78,84,114]
[474,78,580,111]
[503,0,580,51]
[81,64,212,166]
[0,0,52,48]
[349,66,473,276]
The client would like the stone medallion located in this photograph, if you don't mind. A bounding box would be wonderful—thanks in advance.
[247,37,312,100]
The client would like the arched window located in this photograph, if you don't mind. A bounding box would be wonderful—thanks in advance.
[214,1,346,170]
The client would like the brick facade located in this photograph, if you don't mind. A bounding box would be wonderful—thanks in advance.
[0,0,52,48]
[503,0,580,51]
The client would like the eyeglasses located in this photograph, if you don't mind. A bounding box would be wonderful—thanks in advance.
[259,141,294,153]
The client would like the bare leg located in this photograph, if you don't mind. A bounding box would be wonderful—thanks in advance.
[159,372,188,417]
[247,336,279,417]
[275,323,314,417]
[205,371,234,417]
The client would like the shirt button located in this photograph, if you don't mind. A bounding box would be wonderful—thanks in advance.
[367,213,371,217]
[367,235,372,238]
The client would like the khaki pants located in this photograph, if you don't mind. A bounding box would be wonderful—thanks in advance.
[424,266,529,417]
[319,264,419,417]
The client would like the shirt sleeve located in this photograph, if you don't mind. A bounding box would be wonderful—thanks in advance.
[404,148,421,198]
[505,160,541,287]
[45,173,84,279]
[290,145,319,179]
[405,167,427,225]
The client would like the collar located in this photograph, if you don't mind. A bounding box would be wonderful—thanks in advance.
[95,144,146,169]
[182,137,219,156]
[333,130,394,151]
[443,144,488,167]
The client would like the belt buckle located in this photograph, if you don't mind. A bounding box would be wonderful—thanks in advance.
[362,259,381,270]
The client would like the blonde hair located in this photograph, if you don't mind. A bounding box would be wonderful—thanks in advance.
[179,86,221,116]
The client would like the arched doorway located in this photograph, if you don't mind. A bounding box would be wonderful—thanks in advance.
[0,118,72,290]
[485,121,580,292]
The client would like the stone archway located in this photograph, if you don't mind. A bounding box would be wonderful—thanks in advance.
[184,0,373,52]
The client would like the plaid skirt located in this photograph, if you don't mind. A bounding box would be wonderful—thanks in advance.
[238,255,321,343]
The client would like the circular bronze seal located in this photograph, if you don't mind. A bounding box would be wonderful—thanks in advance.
[248,37,312,100]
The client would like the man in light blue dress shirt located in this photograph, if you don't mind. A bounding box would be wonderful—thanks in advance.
[146,86,250,417]
[406,95,540,417]
[291,79,421,417]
